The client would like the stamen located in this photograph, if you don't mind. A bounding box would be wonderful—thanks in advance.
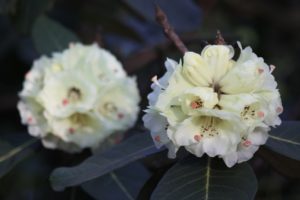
[103,102,117,113]
[190,99,203,109]
[194,134,202,142]
[276,107,283,113]
[151,75,165,89]
[243,140,252,147]
[68,87,81,102]
[199,117,218,137]
[270,64,276,73]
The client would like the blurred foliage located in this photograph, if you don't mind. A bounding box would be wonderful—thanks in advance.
[0,0,300,199]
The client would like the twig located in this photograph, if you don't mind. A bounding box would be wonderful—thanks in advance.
[215,30,226,45]
[155,5,188,54]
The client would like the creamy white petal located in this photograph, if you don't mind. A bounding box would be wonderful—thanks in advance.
[178,87,218,115]
[201,45,234,82]
[38,70,98,118]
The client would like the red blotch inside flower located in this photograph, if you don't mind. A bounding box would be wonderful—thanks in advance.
[62,98,69,106]
[258,68,264,74]
[190,100,202,109]
[243,140,252,147]
[257,111,265,118]
[194,134,202,142]
[154,135,160,142]
[276,107,283,113]
[118,113,124,119]
[68,127,75,134]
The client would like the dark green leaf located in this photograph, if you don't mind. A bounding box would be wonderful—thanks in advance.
[257,147,300,178]
[32,15,79,56]
[151,156,257,200]
[81,162,150,200]
[50,133,159,191]
[265,121,300,160]
[0,0,18,15]
[0,138,37,178]
[10,0,53,34]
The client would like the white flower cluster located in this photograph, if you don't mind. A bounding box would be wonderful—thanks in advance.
[143,43,282,167]
[18,43,140,152]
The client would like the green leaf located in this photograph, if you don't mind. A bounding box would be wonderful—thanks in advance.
[151,156,257,200]
[265,121,300,160]
[0,138,37,178]
[81,162,150,200]
[10,0,53,33]
[50,133,159,191]
[32,15,79,56]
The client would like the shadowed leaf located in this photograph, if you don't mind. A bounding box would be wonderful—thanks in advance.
[11,0,53,33]
[151,156,257,200]
[0,138,37,178]
[32,15,79,56]
[50,133,160,191]
[81,162,150,200]
[265,121,300,160]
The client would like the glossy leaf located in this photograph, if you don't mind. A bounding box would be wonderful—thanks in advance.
[265,121,300,160]
[151,156,257,200]
[32,15,79,56]
[0,138,37,178]
[50,133,159,191]
[81,162,150,200]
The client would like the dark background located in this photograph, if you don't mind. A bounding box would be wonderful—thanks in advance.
[0,0,299,199]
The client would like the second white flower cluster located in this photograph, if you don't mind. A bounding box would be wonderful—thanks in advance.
[18,43,140,152]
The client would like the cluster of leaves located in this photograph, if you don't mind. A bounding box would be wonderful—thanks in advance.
[1,0,300,199]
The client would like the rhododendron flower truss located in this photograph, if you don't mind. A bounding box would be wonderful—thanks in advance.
[143,43,283,167]
[18,43,140,152]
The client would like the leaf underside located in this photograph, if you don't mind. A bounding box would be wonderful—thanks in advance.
[266,121,300,161]
[0,138,37,178]
[151,156,257,200]
[50,133,159,191]
[81,162,150,200]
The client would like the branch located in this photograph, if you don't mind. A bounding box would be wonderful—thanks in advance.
[155,5,188,54]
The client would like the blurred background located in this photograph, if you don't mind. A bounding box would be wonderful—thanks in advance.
[0,0,299,199]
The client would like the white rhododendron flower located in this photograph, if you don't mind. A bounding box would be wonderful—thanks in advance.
[18,43,140,152]
[143,43,282,167]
